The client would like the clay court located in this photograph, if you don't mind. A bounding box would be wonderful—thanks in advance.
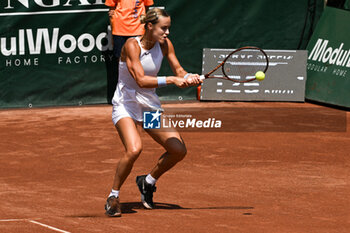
[0,101,349,233]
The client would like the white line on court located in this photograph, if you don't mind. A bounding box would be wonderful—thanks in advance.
[28,220,71,233]
[0,219,70,233]
[0,219,27,222]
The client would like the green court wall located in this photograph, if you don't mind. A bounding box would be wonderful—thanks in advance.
[0,0,324,108]
[305,7,350,108]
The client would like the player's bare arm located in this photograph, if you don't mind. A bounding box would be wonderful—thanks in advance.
[163,38,202,86]
[124,38,189,88]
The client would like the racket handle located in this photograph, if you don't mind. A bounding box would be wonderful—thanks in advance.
[199,75,205,80]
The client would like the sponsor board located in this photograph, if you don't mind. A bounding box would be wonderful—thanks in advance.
[1,0,111,66]
[305,7,350,108]
[200,49,307,102]
[0,0,113,108]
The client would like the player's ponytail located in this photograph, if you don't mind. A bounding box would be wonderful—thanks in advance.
[140,8,169,29]
[140,14,147,24]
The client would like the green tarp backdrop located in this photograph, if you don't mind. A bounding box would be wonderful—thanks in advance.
[306,7,350,108]
[0,0,323,108]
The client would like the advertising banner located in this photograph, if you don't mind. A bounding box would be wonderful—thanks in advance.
[200,49,307,102]
[0,0,113,108]
[305,7,350,108]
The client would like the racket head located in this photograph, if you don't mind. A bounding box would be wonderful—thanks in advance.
[220,47,269,83]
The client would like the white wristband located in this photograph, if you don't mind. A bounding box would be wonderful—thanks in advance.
[184,73,191,79]
[157,76,167,87]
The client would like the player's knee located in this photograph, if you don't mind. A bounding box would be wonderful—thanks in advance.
[171,142,187,162]
[177,146,187,162]
[126,146,142,162]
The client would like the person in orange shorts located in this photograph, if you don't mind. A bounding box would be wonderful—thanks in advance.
[105,0,154,61]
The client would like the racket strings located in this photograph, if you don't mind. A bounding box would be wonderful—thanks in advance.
[223,49,268,82]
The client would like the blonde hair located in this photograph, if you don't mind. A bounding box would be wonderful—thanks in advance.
[140,8,169,29]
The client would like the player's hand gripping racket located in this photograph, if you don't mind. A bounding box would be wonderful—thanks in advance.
[199,46,269,83]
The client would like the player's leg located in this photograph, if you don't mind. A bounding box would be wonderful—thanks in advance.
[147,128,187,179]
[136,127,186,209]
[105,117,143,217]
[113,117,143,189]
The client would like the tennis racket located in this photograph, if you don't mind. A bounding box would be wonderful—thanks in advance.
[199,46,269,83]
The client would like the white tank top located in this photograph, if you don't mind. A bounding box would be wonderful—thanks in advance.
[112,37,164,112]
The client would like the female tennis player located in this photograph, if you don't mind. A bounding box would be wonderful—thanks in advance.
[105,8,202,217]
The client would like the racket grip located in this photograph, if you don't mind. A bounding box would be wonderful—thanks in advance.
[199,75,205,80]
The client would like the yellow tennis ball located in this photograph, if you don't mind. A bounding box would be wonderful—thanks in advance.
[255,71,265,81]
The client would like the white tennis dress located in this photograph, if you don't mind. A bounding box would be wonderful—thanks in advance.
[112,37,164,125]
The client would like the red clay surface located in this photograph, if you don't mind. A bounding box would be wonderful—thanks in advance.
[0,102,349,233]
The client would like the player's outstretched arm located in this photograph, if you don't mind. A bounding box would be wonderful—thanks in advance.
[163,38,202,86]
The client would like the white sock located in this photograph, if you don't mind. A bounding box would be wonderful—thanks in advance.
[108,189,119,198]
[145,174,157,186]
